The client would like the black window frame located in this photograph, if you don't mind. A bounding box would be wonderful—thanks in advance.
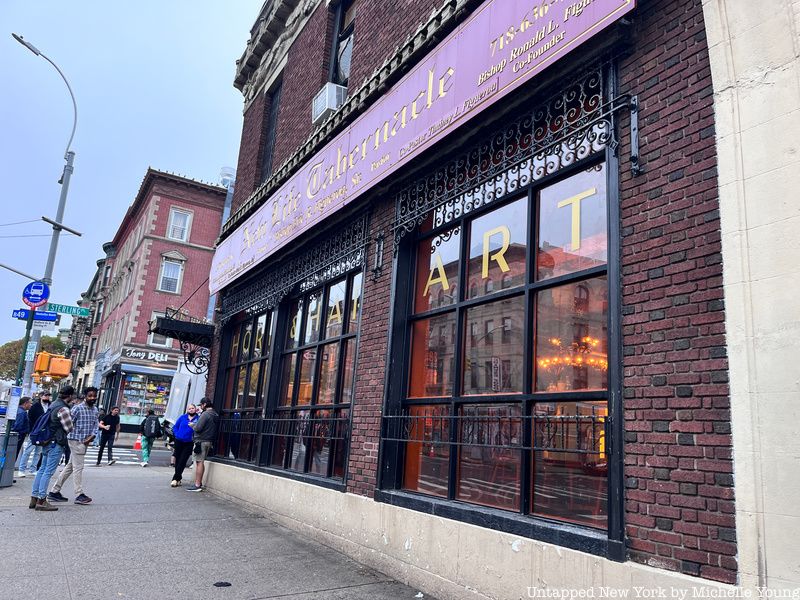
[260,78,283,183]
[265,270,363,481]
[329,0,356,87]
[379,147,624,560]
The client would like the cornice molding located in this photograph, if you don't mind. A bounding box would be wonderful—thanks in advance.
[235,0,323,108]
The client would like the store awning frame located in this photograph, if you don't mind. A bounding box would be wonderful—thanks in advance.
[149,312,214,375]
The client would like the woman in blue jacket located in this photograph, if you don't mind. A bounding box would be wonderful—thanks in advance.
[170,404,199,487]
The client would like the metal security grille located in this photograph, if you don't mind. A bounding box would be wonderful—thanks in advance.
[219,212,369,322]
[393,60,637,241]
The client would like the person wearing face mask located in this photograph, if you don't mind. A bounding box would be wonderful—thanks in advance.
[170,403,199,487]
[47,387,99,505]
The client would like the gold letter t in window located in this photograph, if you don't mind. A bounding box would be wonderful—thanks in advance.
[557,188,596,251]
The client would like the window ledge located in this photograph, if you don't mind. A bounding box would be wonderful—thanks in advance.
[374,489,620,560]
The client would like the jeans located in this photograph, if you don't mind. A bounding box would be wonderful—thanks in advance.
[31,443,64,499]
[141,436,154,463]
[97,433,115,464]
[52,439,88,496]
[16,437,41,473]
[14,435,35,471]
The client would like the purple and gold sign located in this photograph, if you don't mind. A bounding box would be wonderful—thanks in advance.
[210,0,635,294]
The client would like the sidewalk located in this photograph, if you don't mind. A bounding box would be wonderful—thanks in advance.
[0,462,434,600]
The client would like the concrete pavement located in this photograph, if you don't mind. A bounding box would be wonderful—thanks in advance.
[0,460,435,600]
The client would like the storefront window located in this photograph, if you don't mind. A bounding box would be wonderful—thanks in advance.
[269,271,361,480]
[120,374,171,426]
[399,162,610,530]
[217,310,274,463]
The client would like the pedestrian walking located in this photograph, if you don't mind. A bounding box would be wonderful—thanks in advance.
[140,410,162,467]
[11,397,32,476]
[96,405,120,466]
[170,404,198,487]
[47,387,99,506]
[19,392,51,475]
[29,387,74,511]
[186,398,218,492]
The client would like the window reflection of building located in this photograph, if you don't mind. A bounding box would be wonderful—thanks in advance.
[402,162,611,530]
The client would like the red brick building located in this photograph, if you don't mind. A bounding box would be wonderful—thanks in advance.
[202,0,798,596]
[76,169,225,430]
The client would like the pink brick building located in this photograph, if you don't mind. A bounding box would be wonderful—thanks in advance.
[76,168,225,430]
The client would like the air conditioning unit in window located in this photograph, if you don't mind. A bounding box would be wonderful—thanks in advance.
[312,82,347,127]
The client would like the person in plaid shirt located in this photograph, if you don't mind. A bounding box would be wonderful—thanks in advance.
[48,387,99,506]
[30,387,75,511]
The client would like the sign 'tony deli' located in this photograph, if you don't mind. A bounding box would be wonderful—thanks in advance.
[210,0,635,294]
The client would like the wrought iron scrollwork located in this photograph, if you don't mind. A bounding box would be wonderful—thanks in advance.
[393,61,635,242]
[220,213,370,322]
[180,341,210,375]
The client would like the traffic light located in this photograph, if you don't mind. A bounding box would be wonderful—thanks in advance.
[34,352,53,373]
[49,357,72,377]
[32,352,72,380]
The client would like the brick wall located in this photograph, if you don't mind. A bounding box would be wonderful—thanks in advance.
[230,0,440,216]
[617,0,735,585]
[347,0,440,91]
[347,200,395,496]
[231,92,268,216]
[271,4,333,171]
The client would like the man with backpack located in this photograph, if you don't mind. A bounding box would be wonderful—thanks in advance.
[47,386,99,506]
[140,410,162,467]
[29,387,75,511]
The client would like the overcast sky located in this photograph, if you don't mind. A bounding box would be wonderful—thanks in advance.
[0,1,260,345]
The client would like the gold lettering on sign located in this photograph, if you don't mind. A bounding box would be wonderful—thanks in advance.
[241,329,252,356]
[423,253,450,297]
[328,301,342,326]
[482,226,511,278]
[557,188,596,250]
[255,326,264,353]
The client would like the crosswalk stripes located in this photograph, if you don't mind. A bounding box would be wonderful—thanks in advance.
[84,446,142,465]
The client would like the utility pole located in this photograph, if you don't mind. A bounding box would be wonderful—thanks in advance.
[11,34,79,395]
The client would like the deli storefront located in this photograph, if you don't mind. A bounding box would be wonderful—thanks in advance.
[103,346,178,431]
[205,0,737,595]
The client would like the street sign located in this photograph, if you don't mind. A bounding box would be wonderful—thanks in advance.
[7,386,22,419]
[32,321,55,332]
[22,281,50,308]
[46,302,90,317]
[11,309,58,322]
[25,341,37,361]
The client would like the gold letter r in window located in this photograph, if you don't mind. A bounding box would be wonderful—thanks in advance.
[557,187,597,251]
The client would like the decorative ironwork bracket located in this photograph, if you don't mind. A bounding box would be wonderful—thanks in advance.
[371,232,385,281]
[180,341,211,375]
[629,95,642,176]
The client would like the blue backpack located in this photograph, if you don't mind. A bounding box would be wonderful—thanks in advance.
[28,410,54,446]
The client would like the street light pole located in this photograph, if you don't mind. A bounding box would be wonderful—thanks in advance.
[12,34,78,395]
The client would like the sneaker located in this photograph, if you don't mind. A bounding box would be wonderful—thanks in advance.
[74,494,92,505]
[141,462,148,467]
[185,484,203,492]
[48,491,68,503]
[93,463,102,467]
[108,460,116,465]
[170,480,180,488]
[15,471,26,478]
[29,496,38,509]
[35,499,58,511]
